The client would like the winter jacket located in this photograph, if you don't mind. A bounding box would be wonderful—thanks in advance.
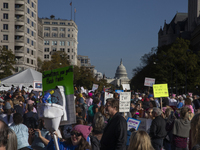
[100,112,127,150]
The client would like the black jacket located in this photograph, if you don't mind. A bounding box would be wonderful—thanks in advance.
[149,116,167,139]
[100,112,127,150]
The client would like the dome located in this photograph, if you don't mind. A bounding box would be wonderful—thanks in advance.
[114,59,128,79]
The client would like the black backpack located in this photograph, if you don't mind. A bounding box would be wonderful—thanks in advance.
[24,113,37,129]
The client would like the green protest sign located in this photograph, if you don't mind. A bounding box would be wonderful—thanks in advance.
[42,66,74,95]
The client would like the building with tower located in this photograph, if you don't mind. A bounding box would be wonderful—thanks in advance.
[107,59,130,88]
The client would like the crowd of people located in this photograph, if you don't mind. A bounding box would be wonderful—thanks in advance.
[0,87,200,150]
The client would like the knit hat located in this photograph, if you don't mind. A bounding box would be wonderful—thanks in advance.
[72,125,92,140]
[88,93,93,97]
[5,102,11,109]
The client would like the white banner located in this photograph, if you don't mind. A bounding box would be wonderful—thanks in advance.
[144,77,155,87]
[92,84,98,91]
[104,92,113,105]
[122,84,130,90]
[119,92,131,112]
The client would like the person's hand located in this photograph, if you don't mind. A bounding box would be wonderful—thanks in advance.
[0,109,4,113]
[35,129,42,138]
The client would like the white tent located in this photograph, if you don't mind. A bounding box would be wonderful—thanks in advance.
[0,68,42,87]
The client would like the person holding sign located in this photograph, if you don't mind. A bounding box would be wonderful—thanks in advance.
[100,98,127,150]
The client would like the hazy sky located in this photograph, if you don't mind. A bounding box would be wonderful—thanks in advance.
[38,0,188,79]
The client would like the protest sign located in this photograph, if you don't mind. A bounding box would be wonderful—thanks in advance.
[144,77,155,87]
[137,118,152,132]
[33,81,42,91]
[115,90,124,94]
[119,92,131,112]
[153,84,169,98]
[42,66,76,125]
[122,84,130,90]
[104,92,113,105]
[127,118,141,130]
[92,84,98,91]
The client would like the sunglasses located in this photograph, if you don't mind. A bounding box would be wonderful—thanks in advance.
[70,131,82,137]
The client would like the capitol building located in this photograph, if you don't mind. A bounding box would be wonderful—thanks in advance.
[107,59,130,87]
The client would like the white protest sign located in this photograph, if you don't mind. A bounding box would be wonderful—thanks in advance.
[104,92,113,105]
[122,84,130,90]
[137,118,152,132]
[81,87,85,93]
[119,92,131,112]
[92,84,98,91]
[127,118,141,130]
[144,77,155,87]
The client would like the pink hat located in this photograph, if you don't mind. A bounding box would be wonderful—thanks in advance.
[88,93,93,97]
[72,125,92,140]
[172,94,176,98]
[27,99,34,104]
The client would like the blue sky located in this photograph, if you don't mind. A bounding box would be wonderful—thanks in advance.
[38,0,188,79]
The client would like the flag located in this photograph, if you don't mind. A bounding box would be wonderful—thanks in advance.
[74,8,76,13]
[70,2,72,6]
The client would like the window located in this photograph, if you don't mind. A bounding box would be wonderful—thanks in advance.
[44,48,49,52]
[52,33,57,37]
[52,41,57,45]
[16,36,20,40]
[44,55,49,59]
[72,55,73,59]
[44,40,49,45]
[3,35,8,41]
[32,21,34,27]
[60,41,65,46]
[32,2,34,8]
[68,48,70,53]
[27,8,30,14]
[27,0,30,4]
[72,49,73,52]
[27,38,29,43]
[15,4,20,8]
[3,45,8,50]
[72,41,74,46]
[31,60,33,64]
[16,15,20,19]
[44,27,50,30]
[72,34,73,37]
[3,3,8,9]
[3,14,8,19]
[60,33,65,37]
[68,34,70,37]
[68,55,70,59]
[27,48,29,53]
[67,41,70,46]
[52,48,56,51]
[31,31,34,36]
[60,28,65,31]
[31,40,34,46]
[27,58,29,63]
[52,22,58,25]
[60,22,65,25]
[32,12,34,17]
[27,18,29,24]
[68,23,70,25]
[52,27,57,31]
[27,28,29,33]
[60,48,65,52]
[3,24,8,30]
[31,50,33,55]
[44,22,50,24]
[68,28,70,31]
[44,33,49,37]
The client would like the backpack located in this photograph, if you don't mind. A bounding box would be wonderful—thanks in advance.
[24,113,37,129]
[88,105,94,117]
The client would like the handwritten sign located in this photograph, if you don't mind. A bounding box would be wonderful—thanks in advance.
[127,118,141,130]
[92,84,98,92]
[119,92,131,112]
[153,84,169,98]
[144,77,155,87]
[104,92,113,105]
[122,84,130,90]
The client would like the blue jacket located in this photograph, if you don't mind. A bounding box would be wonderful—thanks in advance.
[10,123,29,149]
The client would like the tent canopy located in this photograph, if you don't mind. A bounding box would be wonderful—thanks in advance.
[0,68,42,87]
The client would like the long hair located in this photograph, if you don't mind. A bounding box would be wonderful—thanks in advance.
[191,113,200,148]
[7,128,17,150]
[128,130,154,150]
[65,136,91,150]
[93,112,104,133]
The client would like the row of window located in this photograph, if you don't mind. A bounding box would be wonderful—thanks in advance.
[27,28,35,36]
[44,33,73,38]
[27,58,34,64]
[27,18,35,27]
[44,48,74,53]
[27,8,35,18]
[44,22,73,26]
[27,48,34,55]
[44,55,73,59]
[27,38,35,46]
[27,0,35,8]
[44,41,73,46]
[44,27,73,31]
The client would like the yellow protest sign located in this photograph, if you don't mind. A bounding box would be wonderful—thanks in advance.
[153,84,169,98]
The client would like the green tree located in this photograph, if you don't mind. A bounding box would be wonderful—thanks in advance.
[0,46,16,79]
